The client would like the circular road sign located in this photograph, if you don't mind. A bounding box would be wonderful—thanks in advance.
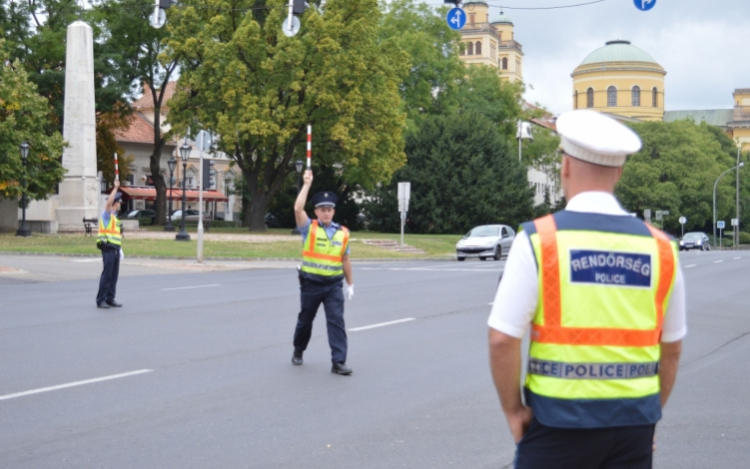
[446,7,466,31]
[282,16,301,37]
[633,0,656,11]
[679,216,686,224]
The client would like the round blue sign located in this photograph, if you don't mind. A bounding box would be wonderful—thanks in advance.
[446,7,466,31]
[633,0,656,11]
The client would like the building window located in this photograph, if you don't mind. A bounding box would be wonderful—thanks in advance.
[501,57,508,70]
[467,42,474,55]
[469,13,475,25]
[475,41,482,55]
[652,87,658,107]
[574,90,578,109]
[607,86,617,107]
[587,88,594,108]
[632,86,640,107]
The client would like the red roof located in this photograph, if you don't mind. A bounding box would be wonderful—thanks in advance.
[119,186,228,202]
[132,82,177,110]
[114,112,177,147]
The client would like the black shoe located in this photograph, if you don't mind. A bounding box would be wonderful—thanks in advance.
[331,362,352,375]
[292,350,303,366]
[107,301,123,308]
[97,302,110,309]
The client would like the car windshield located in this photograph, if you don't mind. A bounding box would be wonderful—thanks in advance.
[683,233,703,240]
[127,210,139,217]
[469,226,499,237]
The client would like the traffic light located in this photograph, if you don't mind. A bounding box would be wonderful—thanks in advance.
[293,0,308,15]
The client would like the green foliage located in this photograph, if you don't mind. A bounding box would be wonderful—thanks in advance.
[364,112,534,234]
[165,0,409,230]
[739,232,750,245]
[0,43,66,201]
[616,120,735,233]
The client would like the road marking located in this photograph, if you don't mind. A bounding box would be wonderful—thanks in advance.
[161,284,221,291]
[684,264,696,268]
[73,259,100,263]
[361,267,501,273]
[734,257,742,260]
[349,318,416,332]
[0,369,153,401]
[714,260,723,264]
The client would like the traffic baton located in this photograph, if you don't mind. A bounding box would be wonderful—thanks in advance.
[113,152,119,180]
[306,124,311,169]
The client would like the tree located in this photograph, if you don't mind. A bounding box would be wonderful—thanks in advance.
[0,43,66,202]
[364,112,534,234]
[94,0,180,223]
[164,0,409,231]
[615,120,736,234]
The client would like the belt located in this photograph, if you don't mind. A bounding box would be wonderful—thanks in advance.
[528,359,659,380]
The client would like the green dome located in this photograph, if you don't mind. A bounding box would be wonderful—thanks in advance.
[491,12,513,25]
[580,40,658,66]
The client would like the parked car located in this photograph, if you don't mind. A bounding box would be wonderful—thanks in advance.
[456,224,515,261]
[679,231,710,251]
[125,209,155,219]
[170,209,210,222]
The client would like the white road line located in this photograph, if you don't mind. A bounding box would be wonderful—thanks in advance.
[684,264,696,268]
[714,260,724,264]
[734,257,742,260]
[73,259,100,263]
[0,369,153,401]
[348,318,416,332]
[161,284,221,291]
[361,267,502,273]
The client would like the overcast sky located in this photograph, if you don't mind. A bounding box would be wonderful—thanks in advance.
[428,0,750,115]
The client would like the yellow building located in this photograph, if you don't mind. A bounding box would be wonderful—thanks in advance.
[571,40,666,121]
[729,89,750,151]
[458,2,523,82]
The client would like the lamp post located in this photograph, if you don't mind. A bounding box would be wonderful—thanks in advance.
[176,142,191,241]
[517,120,533,162]
[16,141,31,237]
[164,156,177,231]
[291,159,304,235]
[736,147,742,249]
[713,162,744,248]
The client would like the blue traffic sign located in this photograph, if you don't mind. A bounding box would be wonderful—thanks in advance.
[718,221,725,229]
[446,7,466,31]
[633,0,656,11]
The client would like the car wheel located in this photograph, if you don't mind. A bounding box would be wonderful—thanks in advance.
[706,244,710,251]
[479,257,487,261]
[493,246,502,261]
[700,244,706,251]
[457,256,466,262]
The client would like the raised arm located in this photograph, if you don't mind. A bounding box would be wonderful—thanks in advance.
[294,170,312,228]
[106,179,120,213]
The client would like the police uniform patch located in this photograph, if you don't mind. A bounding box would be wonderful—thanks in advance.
[569,250,651,287]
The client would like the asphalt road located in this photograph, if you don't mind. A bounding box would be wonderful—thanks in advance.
[0,250,748,468]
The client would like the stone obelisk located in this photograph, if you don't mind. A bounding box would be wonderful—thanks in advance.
[56,20,100,231]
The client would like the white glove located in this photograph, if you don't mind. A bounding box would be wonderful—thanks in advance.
[119,248,125,260]
[345,284,354,300]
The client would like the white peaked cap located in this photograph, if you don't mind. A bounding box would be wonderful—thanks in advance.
[556,110,642,167]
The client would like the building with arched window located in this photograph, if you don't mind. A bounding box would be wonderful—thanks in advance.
[456,2,523,82]
[571,40,665,121]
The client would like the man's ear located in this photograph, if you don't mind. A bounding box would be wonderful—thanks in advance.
[561,155,570,179]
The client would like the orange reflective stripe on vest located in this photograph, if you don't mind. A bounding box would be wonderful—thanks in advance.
[531,214,672,347]
[302,221,345,262]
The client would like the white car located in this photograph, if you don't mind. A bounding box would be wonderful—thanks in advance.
[456,224,515,261]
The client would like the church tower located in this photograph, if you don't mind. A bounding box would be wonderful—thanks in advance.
[458,2,523,82]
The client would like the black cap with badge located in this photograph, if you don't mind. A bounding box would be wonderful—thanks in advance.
[311,191,337,208]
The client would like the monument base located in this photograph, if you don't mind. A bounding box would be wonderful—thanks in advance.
[56,177,100,232]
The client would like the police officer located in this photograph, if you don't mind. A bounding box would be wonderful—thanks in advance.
[96,179,124,309]
[292,169,354,375]
[488,110,686,468]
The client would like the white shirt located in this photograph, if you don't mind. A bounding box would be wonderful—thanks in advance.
[487,191,687,343]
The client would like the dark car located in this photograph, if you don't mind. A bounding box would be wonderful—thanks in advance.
[679,232,710,251]
[125,209,155,219]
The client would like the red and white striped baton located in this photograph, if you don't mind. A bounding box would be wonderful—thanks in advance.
[306,124,311,169]
[113,153,119,180]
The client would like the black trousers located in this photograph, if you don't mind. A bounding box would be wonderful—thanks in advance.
[96,247,120,305]
[514,417,655,469]
[293,279,347,364]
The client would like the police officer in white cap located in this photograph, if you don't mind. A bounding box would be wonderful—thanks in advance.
[291,169,354,375]
[488,110,686,468]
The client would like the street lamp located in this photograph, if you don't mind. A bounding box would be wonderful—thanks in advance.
[713,162,745,248]
[164,156,177,232]
[175,142,191,241]
[291,159,304,235]
[517,120,533,162]
[16,142,31,237]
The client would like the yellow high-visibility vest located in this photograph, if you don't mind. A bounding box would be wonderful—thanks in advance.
[301,220,349,278]
[521,211,677,428]
[97,213,122,247]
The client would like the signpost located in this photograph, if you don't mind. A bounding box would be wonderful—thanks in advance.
[678,216,687,238]
[718,220,725,249]
[446,7,466,31]
[633,0,656,11]
[398,182,411,247]
[644,209,651,224]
